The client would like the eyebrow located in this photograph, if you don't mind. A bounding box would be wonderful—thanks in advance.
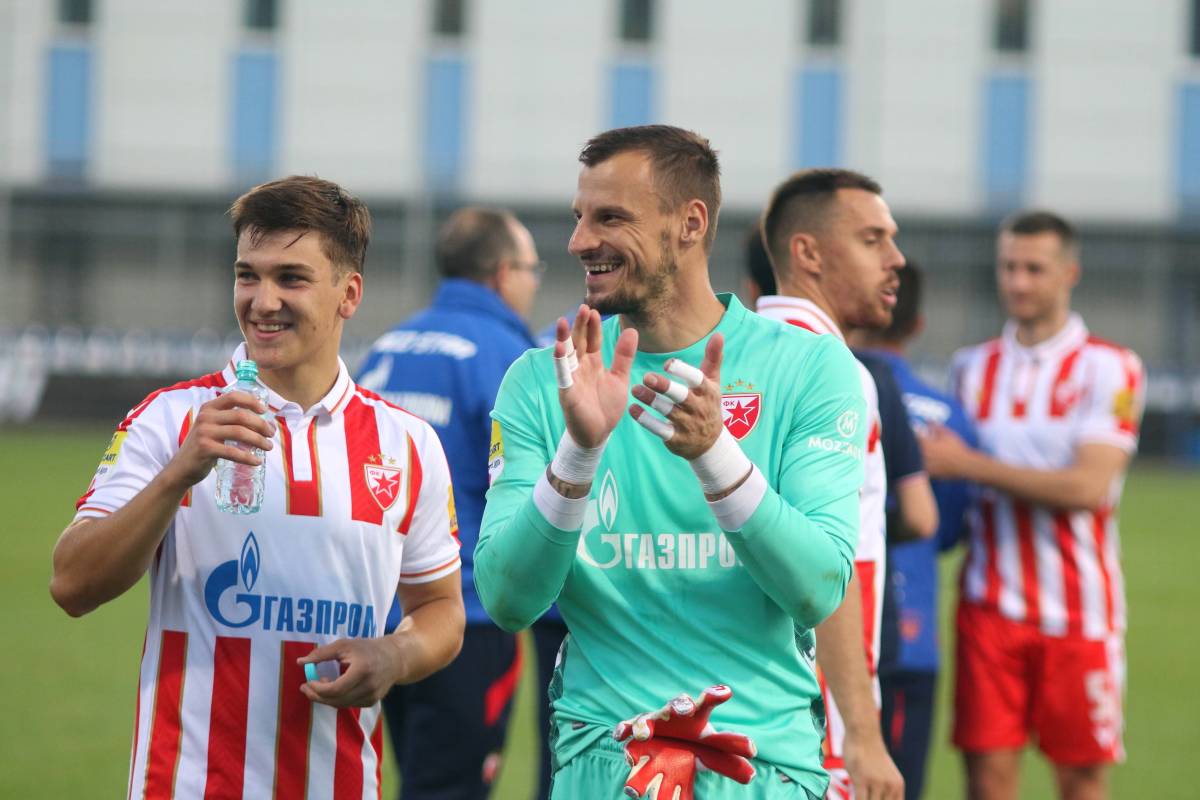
[233,260,316,272]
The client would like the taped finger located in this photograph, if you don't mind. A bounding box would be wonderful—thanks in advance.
[661,379,689,404]
[554,354,574,389]
[562,335,579,373]
[664,358,705,389]
[650,393,675,417]
[635,410,675,441]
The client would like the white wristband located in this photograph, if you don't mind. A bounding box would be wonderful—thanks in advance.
[707,465,768,531]
[689,428,753,495]
[550,430,607,486]
[533,472,589,531]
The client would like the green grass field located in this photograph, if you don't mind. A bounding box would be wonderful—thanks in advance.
[3,425,1197,798]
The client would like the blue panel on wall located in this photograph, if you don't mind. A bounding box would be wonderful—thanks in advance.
[793,65,842,168]
[610,62,654,129]
[232,50,278,183]
[1177,83,1200,218]
[45,44,92,179]
[426,54,468,190]
[983,73,1030,211]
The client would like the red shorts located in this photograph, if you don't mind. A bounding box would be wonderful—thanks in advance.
[953,602,1125,766]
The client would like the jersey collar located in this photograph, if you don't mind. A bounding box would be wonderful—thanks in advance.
[755,295,844,341]
[1001,312,1088,362]
[224,343,354,418]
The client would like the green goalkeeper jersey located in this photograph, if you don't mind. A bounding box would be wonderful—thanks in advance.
[475,294,866,795]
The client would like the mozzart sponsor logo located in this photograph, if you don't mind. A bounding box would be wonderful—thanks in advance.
[576,470,741,571]
[806,408,864,460]
[204,533,379,638]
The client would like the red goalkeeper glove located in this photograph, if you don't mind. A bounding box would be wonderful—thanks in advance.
[612,684,757,800]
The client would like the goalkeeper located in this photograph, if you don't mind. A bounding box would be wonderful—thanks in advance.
[475,125,866,799]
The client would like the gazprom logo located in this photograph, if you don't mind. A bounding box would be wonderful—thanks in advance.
[203,532,378,638]
[598,470,619,531]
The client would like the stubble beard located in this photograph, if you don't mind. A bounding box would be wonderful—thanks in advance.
[589,231,677,318]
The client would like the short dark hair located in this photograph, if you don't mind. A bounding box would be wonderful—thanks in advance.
[876,260,923,343]
[579,124,722,250]
[435,207,521,281]
[229,175,371,274]
[744,223,776,296]
[1000,209,1079,258]
[760,168,882,271]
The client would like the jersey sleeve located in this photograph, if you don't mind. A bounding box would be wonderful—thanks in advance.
[474,351,577,631]
[722,334,867,629]
[1075,348,1144,452]
[397,423,462,584]
[75,394,178,520]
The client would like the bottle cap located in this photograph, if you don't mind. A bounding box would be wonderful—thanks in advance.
[235,359,258,382]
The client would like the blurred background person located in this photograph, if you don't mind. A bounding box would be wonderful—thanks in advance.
[852,261,977,800]
[357,207,563,800]
[921,211,1145,800]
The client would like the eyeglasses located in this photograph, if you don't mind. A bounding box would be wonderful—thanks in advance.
[510,260,548,278]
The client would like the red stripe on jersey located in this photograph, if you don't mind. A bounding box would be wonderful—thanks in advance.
[1048,347,1084,418]
[484,640,524,726]
[981,500,1002,609]
[371,720,384,800]
[204,636,251,799]
[144,630,188,799]
[397,433,424,535]
[1093,508,1117,632]
[1087,336,1142,434]
[119,372,227,433]
[856,560,878,674]
[179,410,194,507]
[274,641,315,800]
[1054,512,1084,637]
[1014,503,1040,628]
[333,707,365,799]
[867,419,881,454]
[977,345,1002,420]
[785,318,819,334]
[344,395,385,525]
[278,417,322,517]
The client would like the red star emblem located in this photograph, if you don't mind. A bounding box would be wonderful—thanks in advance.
[720,394,761,440]
[364,463,403,510]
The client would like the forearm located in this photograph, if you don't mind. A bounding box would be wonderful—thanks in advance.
[893,473,939,541]
[389,594,465,685]
[722,481,855,629]
[959,449,1105,511]
[50,465,190,616]
[815,574,881,738]
[474,488,581,632]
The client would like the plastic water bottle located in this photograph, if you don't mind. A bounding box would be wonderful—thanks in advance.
[214,359,270,514]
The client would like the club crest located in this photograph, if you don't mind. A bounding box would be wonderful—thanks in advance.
[364,454,403,511]
[721,392,761,440]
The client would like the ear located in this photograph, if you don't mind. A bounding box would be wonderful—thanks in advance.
[338,272,364,320]
[1066,259,1081,290]
[789,232,821,277]
[679,199,709,248]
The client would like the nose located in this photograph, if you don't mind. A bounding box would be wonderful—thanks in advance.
[249,280,283,315]
[887,240,906,271]
[568,218,599,258]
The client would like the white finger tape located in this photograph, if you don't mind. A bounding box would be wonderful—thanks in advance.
[635,411,675,441]
[650,394,675,417]
[554,355,574,389]
[661,380,689,404]
[664,358,705,389]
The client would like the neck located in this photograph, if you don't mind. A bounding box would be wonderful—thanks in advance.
[624,261,726,352]
[258,357,340,412]
[1014,307,1071,348]
[773,278,845,332]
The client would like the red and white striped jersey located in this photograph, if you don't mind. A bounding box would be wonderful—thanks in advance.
[951,314,1143,639]
[75,345,461,800]
[756,295,886,768]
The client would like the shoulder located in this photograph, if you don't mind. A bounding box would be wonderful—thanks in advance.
[951,338,1000,373]
[1082,335,1143,372]
[346,384,441,447]
[119,371,228,432]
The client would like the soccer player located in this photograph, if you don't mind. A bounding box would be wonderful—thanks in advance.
[853,262,977,800]
[921,211,1144,800]
[758,168,937,800]
[356,206,561,800]
[50,176,465,798]
[475,124,868,799]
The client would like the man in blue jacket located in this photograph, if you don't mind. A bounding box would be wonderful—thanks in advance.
[854,262,977,800]
[357,206,551,800]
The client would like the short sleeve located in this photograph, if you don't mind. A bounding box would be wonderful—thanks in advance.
[75,395,177,519]
[397,425,462,584]
[1075,348,1144,453]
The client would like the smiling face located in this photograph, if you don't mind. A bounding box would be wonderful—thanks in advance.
[817,188,906,330]
[234,228,361,395]
[567,151,681,317]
